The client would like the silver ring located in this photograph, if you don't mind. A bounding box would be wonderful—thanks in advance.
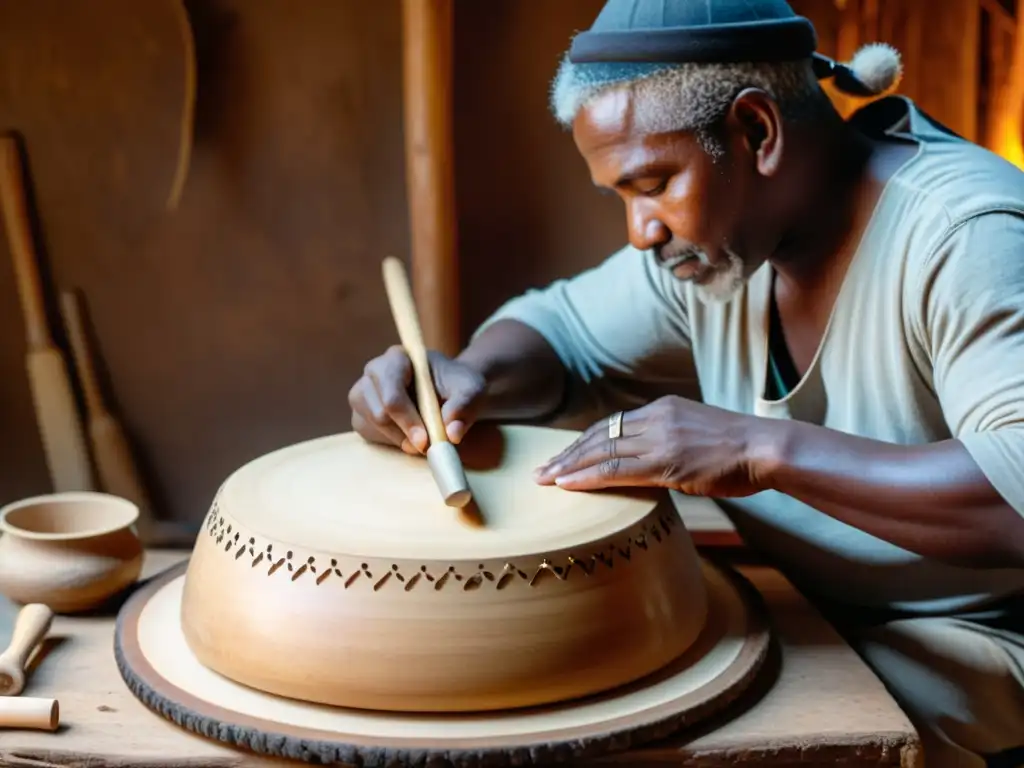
[608,411,623,440]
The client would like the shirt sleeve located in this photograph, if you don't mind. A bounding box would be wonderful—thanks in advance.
[472,244,698,423]
[916,210,1024,516]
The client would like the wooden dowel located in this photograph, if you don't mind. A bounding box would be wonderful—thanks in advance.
[0,697,59,731]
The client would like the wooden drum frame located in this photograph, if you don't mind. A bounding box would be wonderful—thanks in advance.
[114,425,772,765]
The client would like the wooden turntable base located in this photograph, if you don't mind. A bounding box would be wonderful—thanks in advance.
[115,558,771,767]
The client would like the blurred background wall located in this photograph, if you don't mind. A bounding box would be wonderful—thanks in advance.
[0,0,1019,532]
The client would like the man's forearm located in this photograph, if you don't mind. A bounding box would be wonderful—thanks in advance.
[455,319,568,423]
[754,419,1024,568]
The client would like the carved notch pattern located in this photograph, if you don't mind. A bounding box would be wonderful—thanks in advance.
[202,496,679,592]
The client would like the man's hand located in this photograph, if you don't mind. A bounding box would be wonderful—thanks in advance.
[348,345,487,455]
[533,395,771,497]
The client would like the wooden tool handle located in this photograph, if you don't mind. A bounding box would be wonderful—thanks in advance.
[59,289,104,417]
[381,255,448,447]
[0,697,59,731]
[0,603,54,696]
[0,135,51,349]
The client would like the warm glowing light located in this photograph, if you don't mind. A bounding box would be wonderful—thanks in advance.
[990,10,1024,170]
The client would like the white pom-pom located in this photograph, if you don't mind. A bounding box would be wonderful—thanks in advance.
[848,43,903,94]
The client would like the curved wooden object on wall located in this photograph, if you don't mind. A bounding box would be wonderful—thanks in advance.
[402,0,460,356]
[0,0,196,218]
[167,0,197,210]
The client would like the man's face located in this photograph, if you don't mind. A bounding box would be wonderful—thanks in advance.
[572,88,767,303]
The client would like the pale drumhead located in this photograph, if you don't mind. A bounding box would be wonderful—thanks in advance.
[115,559,771,765]
[217,425,664,561]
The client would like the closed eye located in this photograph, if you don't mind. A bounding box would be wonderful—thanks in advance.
[634,179,668,196]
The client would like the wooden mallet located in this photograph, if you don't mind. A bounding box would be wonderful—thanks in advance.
[0,135,94,493]
[381,256,472,508]
[59,289,155,532]
[0,603,54,697]
[0,603,60,732]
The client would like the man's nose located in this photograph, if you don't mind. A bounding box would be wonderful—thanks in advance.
[627,203,670,251]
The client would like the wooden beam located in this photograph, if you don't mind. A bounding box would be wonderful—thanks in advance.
[989,0,1024,166]
[959,0,981,142]
[401,0,459,356]
[982,5,1013,149]
[825,0,861,116]
[860,0,879,43]
[981,0,1017,35]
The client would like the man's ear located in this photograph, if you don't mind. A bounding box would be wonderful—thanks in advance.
[725,87,784,177]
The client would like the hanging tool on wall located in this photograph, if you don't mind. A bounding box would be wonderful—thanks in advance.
[59,289,156,538]
[0,134,94,494]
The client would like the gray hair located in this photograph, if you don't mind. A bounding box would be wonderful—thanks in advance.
[550,54,831,159]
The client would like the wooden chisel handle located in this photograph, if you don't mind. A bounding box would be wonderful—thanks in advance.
[381,255,448,448]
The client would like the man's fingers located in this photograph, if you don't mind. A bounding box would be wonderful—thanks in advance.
[352,347,485,452]
[534,434,644,485]
[534,412,643,482]
[433,353,485,444]
[366,347,428,453]
[351,411,419,455]
[440,389,481,443]
[363,384,420,450]
[352,389,419,454]
[535,423,604,475]
[551,456,653,491]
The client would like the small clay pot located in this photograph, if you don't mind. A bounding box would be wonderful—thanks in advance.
[0,492,144,613]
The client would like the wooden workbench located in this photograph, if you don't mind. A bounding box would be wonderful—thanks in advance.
[0,549,921,767]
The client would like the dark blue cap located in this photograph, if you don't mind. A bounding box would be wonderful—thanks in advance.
[568,0,833,73]
[562,0,884,94]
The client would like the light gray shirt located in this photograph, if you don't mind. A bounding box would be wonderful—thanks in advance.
[475,96,1024,615]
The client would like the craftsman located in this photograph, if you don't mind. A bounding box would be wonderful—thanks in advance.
[348,0,1024,764]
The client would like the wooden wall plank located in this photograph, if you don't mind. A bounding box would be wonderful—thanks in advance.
[912,0,980,140]
[0,0,409,530]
